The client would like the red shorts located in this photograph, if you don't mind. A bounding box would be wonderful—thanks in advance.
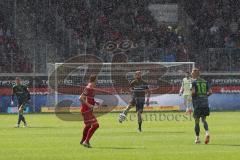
[81,110,98,126]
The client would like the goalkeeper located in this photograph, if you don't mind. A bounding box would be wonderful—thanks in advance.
[179,71,193,114]
[11,77,31,128]
[119,71,150,132]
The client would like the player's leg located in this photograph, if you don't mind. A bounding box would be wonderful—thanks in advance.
[184,95,188,113]
[22,115,27,127]
[136,98,144,132]
[16,113,21,128]
[84,122,99,148]
[185,95,192,114]
[201,116,209,133]
[80,124,91,145]
[202,116,210,144]
[187,95,193,114]
[137,110,143,132]
[200,98,210,144]
[82,112,99,148]
[119,99,135,123]
[16,104,23,127]
[118,105,132,123]
[123,104,134,116]
[20,103,27,127]
[123,98,136,116]
[194,117,201,144]
[192,99,201,143]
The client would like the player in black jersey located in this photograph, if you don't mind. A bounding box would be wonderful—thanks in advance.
[119,71,151,132]
[11,77,31,128]
[191,68,212,144]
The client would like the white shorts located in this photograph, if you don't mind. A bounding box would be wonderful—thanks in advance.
[183,95,192,109]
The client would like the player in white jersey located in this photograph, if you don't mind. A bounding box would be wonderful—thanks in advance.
[179,72,193,114]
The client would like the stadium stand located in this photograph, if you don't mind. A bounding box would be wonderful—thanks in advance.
[0,0,239,73]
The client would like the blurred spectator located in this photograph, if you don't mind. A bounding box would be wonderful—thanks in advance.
[0,0,240,73]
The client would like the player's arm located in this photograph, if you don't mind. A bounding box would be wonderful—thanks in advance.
[79,90,94,108]
[145,82,151,106]
[11,86,15,105]
[191,81,196,96]
[206,82,212,96]
[179,81,184,96]
[126,80,135,96]
[189,81,193,91]
[24,86,31,100]
[146,88,150,106]
[129,80,134,92]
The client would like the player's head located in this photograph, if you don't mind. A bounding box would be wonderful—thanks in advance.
[15,77,21,85]
[135,71,141,80]
[89,74,97,84]
[191,68,200,78]
[185,71,190,78]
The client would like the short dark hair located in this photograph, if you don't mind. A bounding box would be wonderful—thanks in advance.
[192,68,199,71]
[89,74,97,83]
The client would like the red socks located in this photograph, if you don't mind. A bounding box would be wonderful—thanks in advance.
[81,125,91,143]
[85,123,99,143]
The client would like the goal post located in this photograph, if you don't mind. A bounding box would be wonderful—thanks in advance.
[46,62,195,112]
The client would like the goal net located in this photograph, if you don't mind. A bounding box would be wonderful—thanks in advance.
[46,62,195,113]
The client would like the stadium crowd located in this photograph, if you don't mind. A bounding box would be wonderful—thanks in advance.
[0,10,32,73]
[184,0,240,49]
[0,0,239,73]
[183,0,240,71]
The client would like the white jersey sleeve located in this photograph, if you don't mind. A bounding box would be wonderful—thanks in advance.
[182,78,192,96]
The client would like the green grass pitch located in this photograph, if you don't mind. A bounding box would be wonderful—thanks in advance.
[0,112,240,160]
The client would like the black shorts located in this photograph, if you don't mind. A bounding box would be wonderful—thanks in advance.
[192,98,210,118]
[18,101,28,111]
[130,97,145,112]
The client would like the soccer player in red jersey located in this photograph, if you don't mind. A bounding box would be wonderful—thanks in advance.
[79,75,100,148]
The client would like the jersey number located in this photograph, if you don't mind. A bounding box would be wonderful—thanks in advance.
[197,83,207,95]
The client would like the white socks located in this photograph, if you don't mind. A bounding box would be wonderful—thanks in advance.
[206,131,209,136]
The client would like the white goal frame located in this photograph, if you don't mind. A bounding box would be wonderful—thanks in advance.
[51,62,195,105]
